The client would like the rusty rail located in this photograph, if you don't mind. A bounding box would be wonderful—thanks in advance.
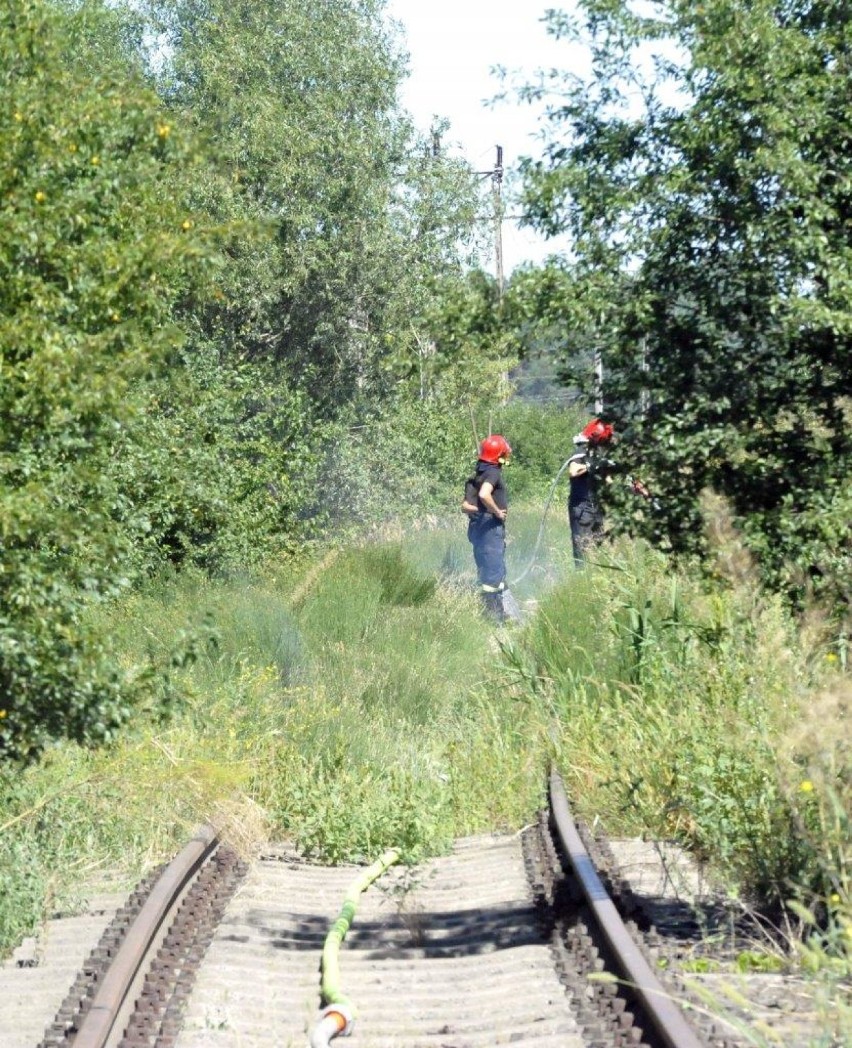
[53,785,708,1048]
[549,769,705,1048]
[72,824,218,1048]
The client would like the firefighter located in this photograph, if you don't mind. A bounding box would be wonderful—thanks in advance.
[567,419,616,566]
[463,435,516,621]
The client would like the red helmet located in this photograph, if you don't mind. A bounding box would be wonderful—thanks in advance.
[580,419,614,445]
[479,434,512,465]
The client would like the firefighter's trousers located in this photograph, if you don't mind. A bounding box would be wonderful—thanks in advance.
[468,514,508,620]
[568,498,604,567]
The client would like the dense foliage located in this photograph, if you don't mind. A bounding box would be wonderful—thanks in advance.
[0,0,504,762]
[518,0,852,612]
[0,0,217,761]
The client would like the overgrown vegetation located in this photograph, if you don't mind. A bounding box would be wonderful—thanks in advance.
[0,0,508,761]
[516,0,852,610]
[0,530,555,950]
[1,0,849,1035]
[1,521,848,1044]
[508,536,846,906]
[0,0,218,762]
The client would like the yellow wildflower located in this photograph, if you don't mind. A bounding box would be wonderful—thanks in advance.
[181,219,192,231]
[34,190,46,203]
[0,710,6,718]
[799,780,814,793]
[157,123,171,139]
[91,155,100,166]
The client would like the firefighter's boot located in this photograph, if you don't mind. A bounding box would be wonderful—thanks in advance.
[480,589,505,623]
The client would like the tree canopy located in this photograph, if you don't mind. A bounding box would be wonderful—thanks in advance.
[0,0,222,761]
[0,0,501,762]
[519,0,851,610]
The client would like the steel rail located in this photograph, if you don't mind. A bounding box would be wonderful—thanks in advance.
[549,770,705,1048]
[73,824,219,1048]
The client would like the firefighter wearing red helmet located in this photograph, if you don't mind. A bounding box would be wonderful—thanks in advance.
[567,418,617,566]
[462,435,518,622]
[477,434,512,467]
[581,419,614,445]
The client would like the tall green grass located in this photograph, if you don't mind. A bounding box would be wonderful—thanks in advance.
[502,523,850,1041]
[1,503,847,1047]
[0,534,554,953]
[505,533,849,907]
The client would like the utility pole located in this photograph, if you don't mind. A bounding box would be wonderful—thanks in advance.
[640,337,649,418]
[478,145,505,301]
[594,350,604,416]
[492,145,504,300]
[594,310,604,416]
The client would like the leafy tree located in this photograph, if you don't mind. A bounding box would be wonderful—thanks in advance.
[141,0,402,407]
[123,0,494,566]
[141,0,493,404]
[0,0,519,764]
[104,353,323,573]
[378,125,493,394]
[416,269,513,390]
[0,0,216,761]
[499,261,602,404]
[519,0,852,610]
[319,353,514,530]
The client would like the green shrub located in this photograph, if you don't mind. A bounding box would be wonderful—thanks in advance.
[109,356,323,575]
[491,402,588,501]
[509,537,836,903]
[0,0,216,762]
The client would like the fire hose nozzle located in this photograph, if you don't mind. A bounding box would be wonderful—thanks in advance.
[309,1002,355,1047]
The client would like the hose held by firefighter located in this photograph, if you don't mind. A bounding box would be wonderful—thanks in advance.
[567,419,653,566]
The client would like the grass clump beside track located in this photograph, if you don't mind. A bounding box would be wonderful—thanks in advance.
[506,541,830,899]
[503,525,851,1044]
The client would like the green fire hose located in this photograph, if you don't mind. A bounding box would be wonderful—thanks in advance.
[309,848,400,1047]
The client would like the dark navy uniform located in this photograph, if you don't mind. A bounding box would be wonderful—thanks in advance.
[467,461,508,617]
[567,447,611,565]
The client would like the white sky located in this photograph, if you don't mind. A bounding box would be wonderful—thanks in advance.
[384,0,584,274]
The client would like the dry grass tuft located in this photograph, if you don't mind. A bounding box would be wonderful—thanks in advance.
[700,489,760,593]
[782,680,852,788]
[208,794,272,861]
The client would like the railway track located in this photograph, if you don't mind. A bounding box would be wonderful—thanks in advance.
[1,772,833,1048]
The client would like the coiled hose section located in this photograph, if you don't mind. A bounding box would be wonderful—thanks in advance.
[510,457,572,588]
[309,848,400,1047]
